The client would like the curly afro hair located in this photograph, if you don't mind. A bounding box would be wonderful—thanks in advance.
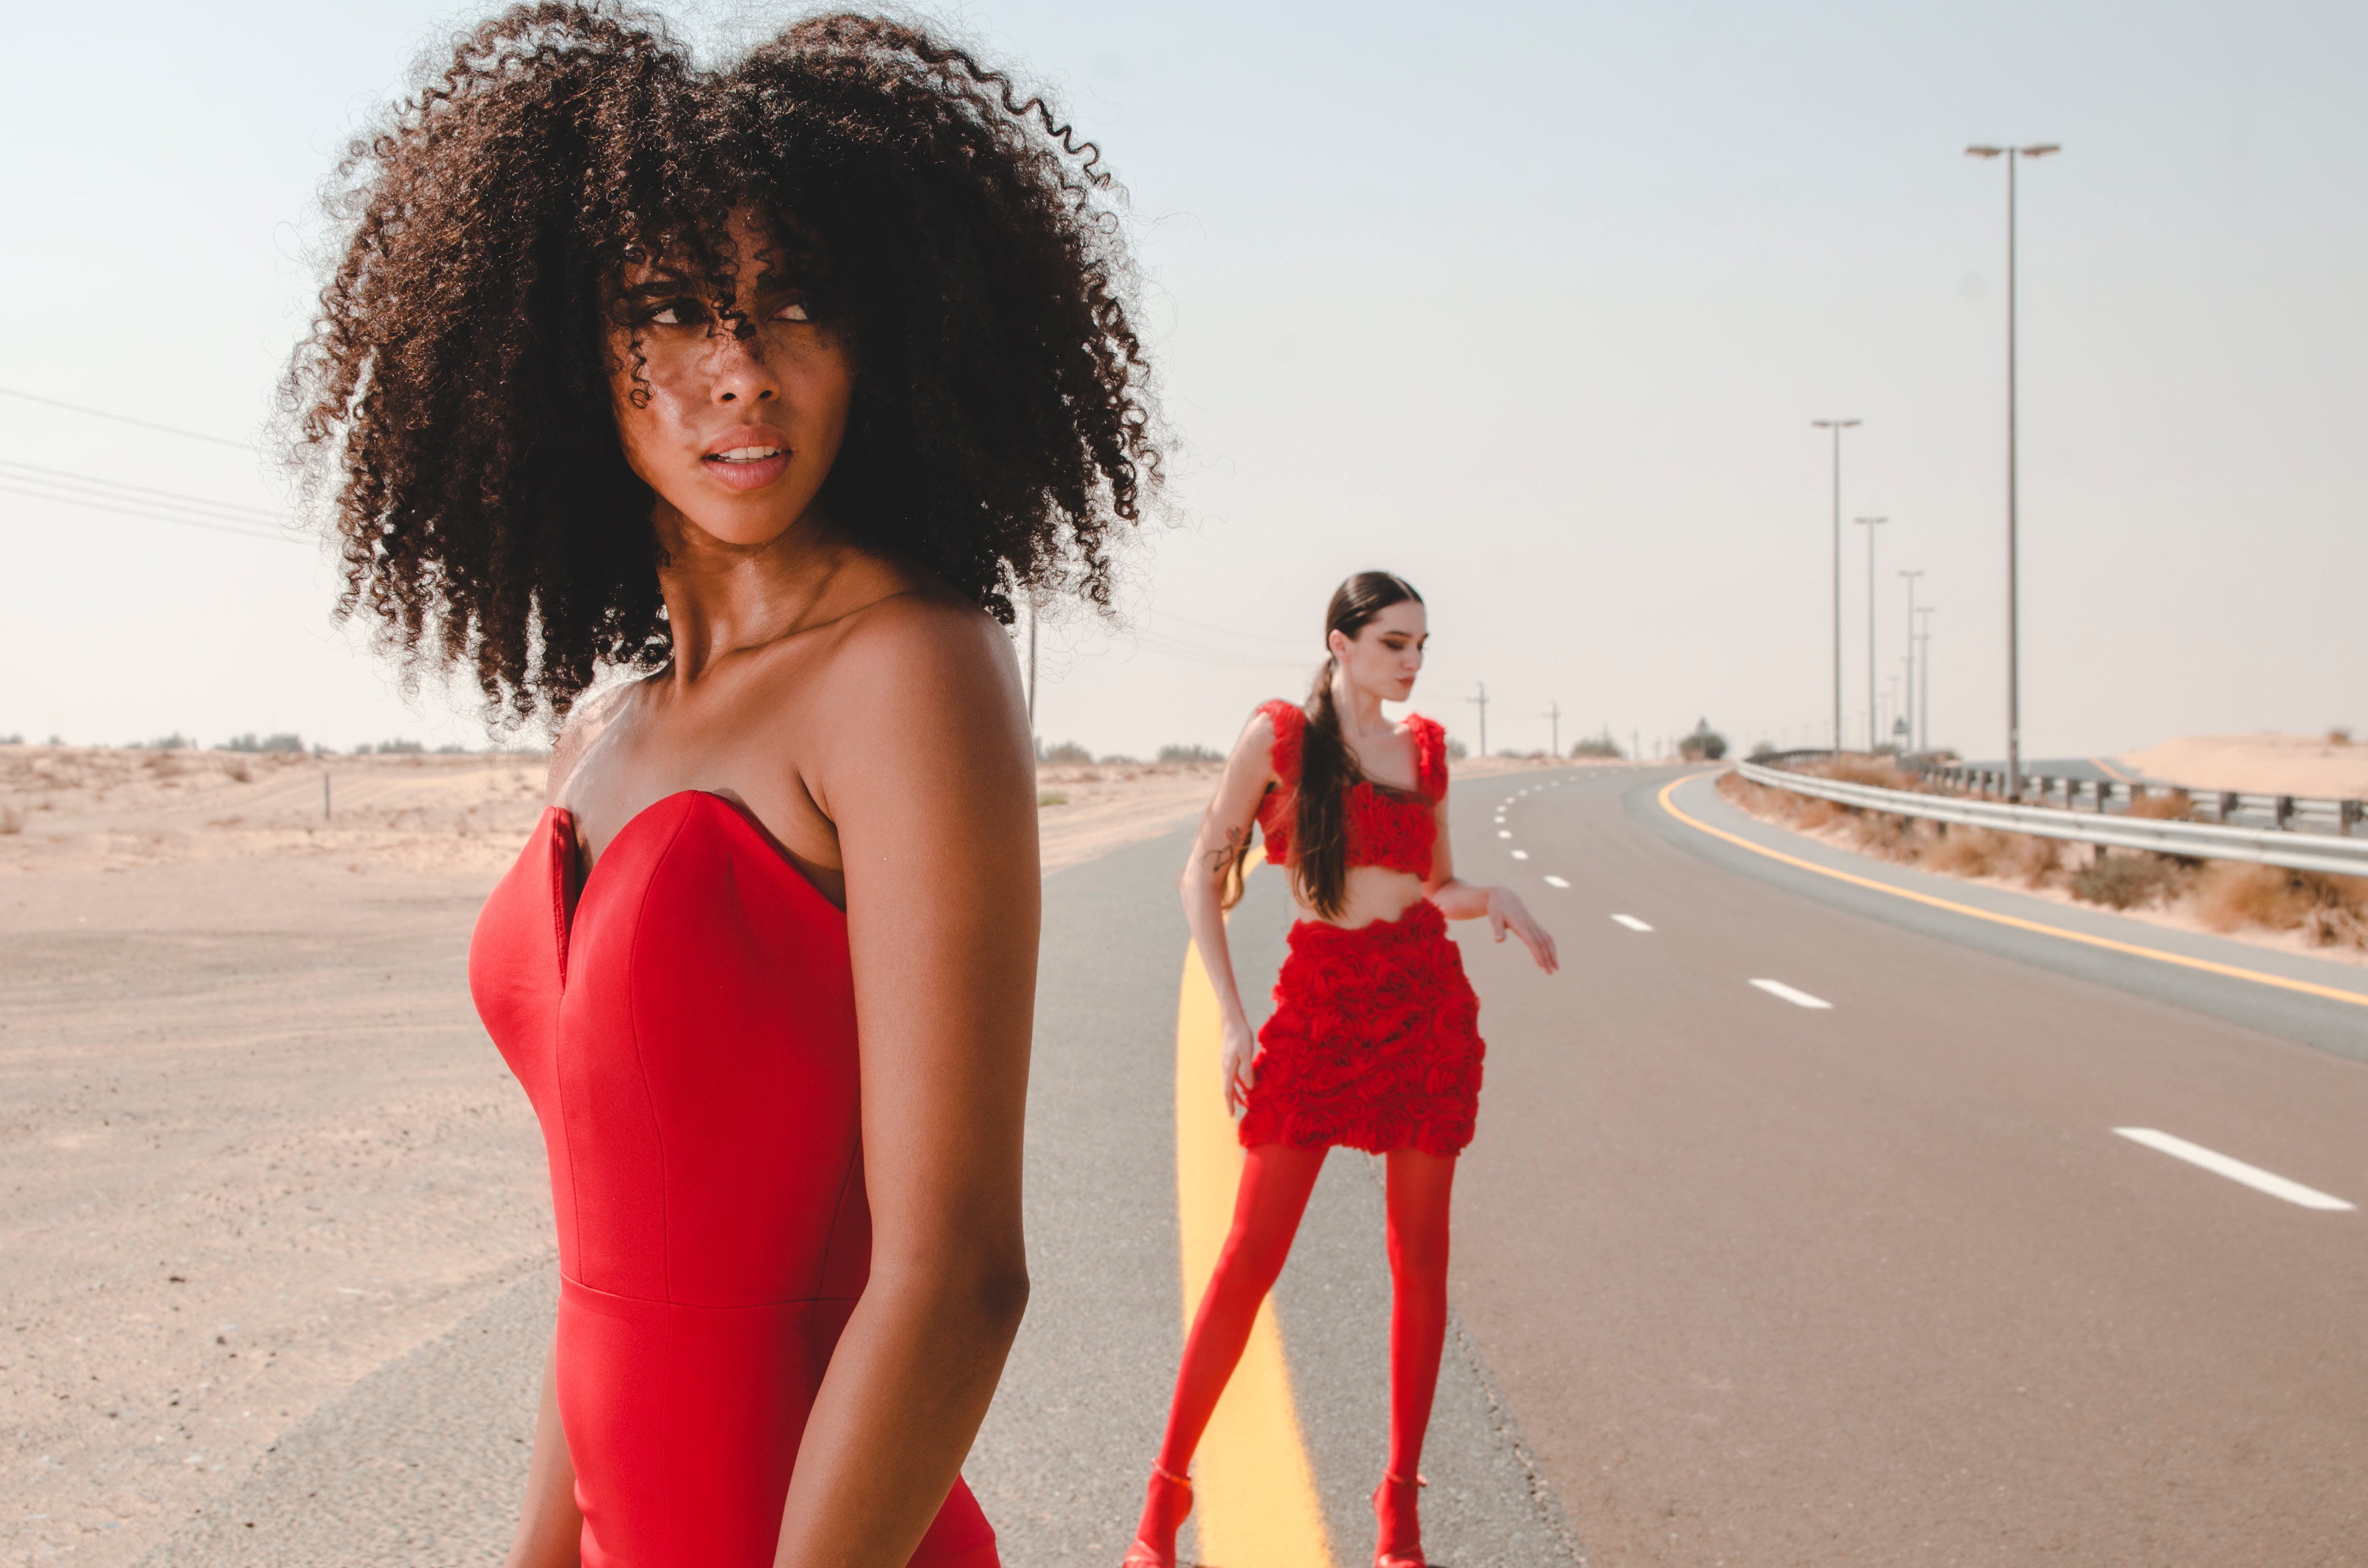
[287,3,1158,723]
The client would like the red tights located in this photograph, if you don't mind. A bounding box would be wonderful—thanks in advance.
[1155,1143,1455,1481]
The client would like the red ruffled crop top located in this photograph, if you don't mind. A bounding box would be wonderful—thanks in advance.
[1254,699,1448,880]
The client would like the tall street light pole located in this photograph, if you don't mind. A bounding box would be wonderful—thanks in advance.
[1899,568,1924,750]
[1853,516,1887,751]
[1811,419,1861,754]
[1966,141,2060,798]
[1915,606,1935,752]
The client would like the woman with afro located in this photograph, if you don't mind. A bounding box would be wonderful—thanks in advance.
[289,7,1157,1565]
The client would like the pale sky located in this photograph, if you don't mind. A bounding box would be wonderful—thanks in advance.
[5,0,2361,761]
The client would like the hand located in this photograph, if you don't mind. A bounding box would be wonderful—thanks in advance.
[1488,887,1559,974]
[1220,1018,1258,1116]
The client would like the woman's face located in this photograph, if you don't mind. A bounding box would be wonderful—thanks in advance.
[1330,599,1428,703]
[607,209,855,550]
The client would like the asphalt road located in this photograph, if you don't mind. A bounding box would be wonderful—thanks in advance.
[1449,766,2368,1567]
[125,763,2368,1567]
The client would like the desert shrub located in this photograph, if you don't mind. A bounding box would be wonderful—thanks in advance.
[1445,737,1468,761]
[226,760,253,784]
[1098,754,1137,766]
[1036,790,1068,808]
[2331,728,2353,746]
[2072,852,2191,910]
[2125,788,2193,821]
[1038,740,1092,765]
[1748,741,1777,760]
[0,806,20,835]
[2195,863,2368,949]
[374,738,425,754]
[1811,754,1918,790]
[1999,833,2066,888]
[1571,736,1623,760]
[1923,824,2006,879]
[1678,730,1727,761]
[1158,743,1223,764]
[0,734,22,746]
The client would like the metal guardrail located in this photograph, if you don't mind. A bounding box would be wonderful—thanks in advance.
[1733,760,2368,879]
[1911,758,2366,839]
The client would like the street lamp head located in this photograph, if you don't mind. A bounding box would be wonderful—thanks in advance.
[1965,145,2005,158]
[2021,143,2062,157]
[1853,515,1887,526]
[1812,418,1862,429]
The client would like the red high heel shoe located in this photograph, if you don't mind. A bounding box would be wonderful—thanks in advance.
[1373,1471,1427,1568]
[1121,1464,1194,1568]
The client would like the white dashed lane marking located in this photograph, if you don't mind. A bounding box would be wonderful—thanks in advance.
[1542,875,1571,889]
[1511,850,1529,860]
[1497,830,1511,839]
[1750,979,1833,1009]
[1611,914,1653,932]
[2112,1128,2355,1211]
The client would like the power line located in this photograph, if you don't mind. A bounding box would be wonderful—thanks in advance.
[1128,629,1312,673]
[1145,607,1317,652]
[0,457,281,524]
[0,483,292,543]
[0,386,257,451]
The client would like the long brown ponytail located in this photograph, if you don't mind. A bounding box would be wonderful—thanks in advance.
[1289,571,1423,920]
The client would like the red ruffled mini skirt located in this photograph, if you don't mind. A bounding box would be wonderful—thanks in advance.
[1238,899,1484,1157]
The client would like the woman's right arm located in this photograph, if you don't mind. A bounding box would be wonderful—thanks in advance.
[1176,711,1281,1114]
[502,1330,583,1568]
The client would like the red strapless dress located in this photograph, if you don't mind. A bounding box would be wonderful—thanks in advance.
[1238,702,1485,1157]
[469,791,999,1568]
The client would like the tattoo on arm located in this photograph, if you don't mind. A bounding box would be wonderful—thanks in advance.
[1203,824,1243,873]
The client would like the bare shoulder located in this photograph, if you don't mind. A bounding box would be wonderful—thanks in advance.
[544,678,642,807]
[826,585,1018,691]
[1232,704,1281,767]
[801,587,1030,818]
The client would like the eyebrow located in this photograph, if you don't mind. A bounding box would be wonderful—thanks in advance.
[621,269,808,298]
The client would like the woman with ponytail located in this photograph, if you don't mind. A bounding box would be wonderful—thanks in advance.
[1123,573,1558,1568]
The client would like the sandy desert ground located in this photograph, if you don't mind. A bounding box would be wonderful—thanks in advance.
[2120,731,2368,798]
[0,741,1580,1564]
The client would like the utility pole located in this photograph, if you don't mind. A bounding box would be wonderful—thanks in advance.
[1812,419,1861,754]
[1545,700,1560,758]
[1915,606,1935,752]
[1024,592,1040,752]
[1966,141,2060,798]
[1631,728,1640,763]
[1898,568,1924,750]
[1468,682,1489,758]
[1853,517,1887,751]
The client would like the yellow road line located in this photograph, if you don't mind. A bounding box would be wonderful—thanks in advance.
[1660,774,2368,1011]
[1173,849,1334,1567]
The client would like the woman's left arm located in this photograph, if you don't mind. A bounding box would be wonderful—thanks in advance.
[773,602,1039,1568]
[1423,791,1559,973]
